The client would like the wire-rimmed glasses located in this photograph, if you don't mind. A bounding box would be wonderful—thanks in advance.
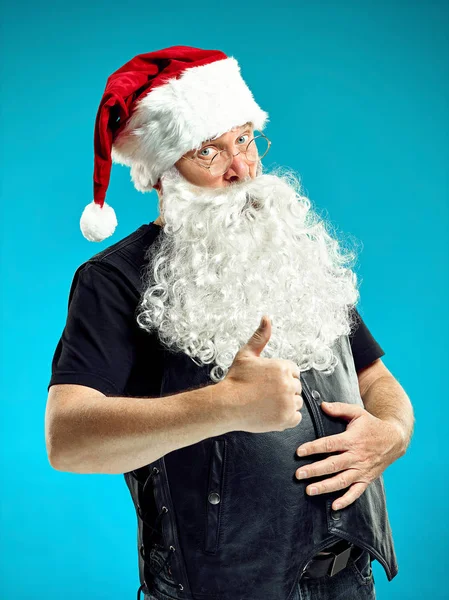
[181,131,271,177]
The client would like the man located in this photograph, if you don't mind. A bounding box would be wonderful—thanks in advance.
[46,46,414,600]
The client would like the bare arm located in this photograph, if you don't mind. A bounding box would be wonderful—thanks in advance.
[45,380,235,475]
[361,374,415,455]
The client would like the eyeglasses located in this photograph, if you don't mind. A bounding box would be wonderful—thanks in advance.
[181,131,271,177]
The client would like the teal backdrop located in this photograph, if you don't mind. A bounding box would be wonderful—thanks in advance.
[1,1,447,598]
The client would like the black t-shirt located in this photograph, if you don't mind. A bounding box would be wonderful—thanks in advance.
[47,222,385,397]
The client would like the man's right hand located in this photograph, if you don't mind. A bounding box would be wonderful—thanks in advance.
[221,315,303,434]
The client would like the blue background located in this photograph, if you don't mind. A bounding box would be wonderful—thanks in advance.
[1,1,447,598]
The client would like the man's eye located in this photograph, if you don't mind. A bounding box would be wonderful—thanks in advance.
[198,147,218,160]
[237,134,250,144]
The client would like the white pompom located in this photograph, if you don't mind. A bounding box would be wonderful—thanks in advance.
[80,200,118,242]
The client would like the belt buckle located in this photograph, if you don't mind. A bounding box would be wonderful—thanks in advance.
[328,543,353,577]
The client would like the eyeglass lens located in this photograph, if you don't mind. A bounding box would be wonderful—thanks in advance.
[208,135,270,176]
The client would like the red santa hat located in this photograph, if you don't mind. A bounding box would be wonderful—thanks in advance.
[80,45,269,242]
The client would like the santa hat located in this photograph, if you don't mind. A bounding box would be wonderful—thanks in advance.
[80,45,269,242]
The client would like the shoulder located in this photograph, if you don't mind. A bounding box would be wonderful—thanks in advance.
[76,223,162,296]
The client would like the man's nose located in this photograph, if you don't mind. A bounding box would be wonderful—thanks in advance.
[223,151,250,181]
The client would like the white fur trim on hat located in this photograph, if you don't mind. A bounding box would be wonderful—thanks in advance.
[111,56,269,192]
[80,200,118,242]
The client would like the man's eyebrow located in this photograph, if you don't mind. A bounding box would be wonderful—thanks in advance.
[236,121,253,133]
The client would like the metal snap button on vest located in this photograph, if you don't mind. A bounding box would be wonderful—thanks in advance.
[208,492,220,504]
[331,509,341,520]
[312,390,321,400]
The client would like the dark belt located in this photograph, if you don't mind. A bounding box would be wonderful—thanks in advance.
[301,539,365,579]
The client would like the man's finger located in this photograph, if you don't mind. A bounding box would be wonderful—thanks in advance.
[304,468,358,497]
[295,455,346,480]
[297,432,349,457]
[331,481,369,511]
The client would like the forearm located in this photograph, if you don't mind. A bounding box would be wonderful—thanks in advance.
[361,374,415,455]
[49,380,234,475]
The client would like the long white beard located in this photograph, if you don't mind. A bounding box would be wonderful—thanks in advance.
[136,163,361,383]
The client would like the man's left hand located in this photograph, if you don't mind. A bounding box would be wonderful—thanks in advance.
[295,401,405,510]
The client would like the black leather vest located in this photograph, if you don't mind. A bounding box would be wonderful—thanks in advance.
[87,225,399,600]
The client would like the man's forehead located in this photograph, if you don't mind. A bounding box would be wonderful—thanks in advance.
[205,121,253,144]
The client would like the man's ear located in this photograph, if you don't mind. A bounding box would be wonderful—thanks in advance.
[153,178,161,192]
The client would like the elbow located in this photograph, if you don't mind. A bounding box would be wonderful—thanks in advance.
[45,430,104,475]
[46,440,89,474]
[45,400,67,470]
[45,393,99,474]
[45,430,70,472]
[45,433,90,473]
[45,413,81,473]
[47,451,65,472]
[45,415,62,470]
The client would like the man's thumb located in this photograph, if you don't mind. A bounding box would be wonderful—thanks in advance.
[243,315,271,357]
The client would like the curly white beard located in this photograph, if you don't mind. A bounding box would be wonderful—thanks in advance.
[136,162,361,383]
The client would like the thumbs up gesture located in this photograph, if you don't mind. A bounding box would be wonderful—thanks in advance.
[222,316,303,434]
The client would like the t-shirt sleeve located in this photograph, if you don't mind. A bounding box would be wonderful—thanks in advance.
[349,307,385,373]
[47,261,141,396]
